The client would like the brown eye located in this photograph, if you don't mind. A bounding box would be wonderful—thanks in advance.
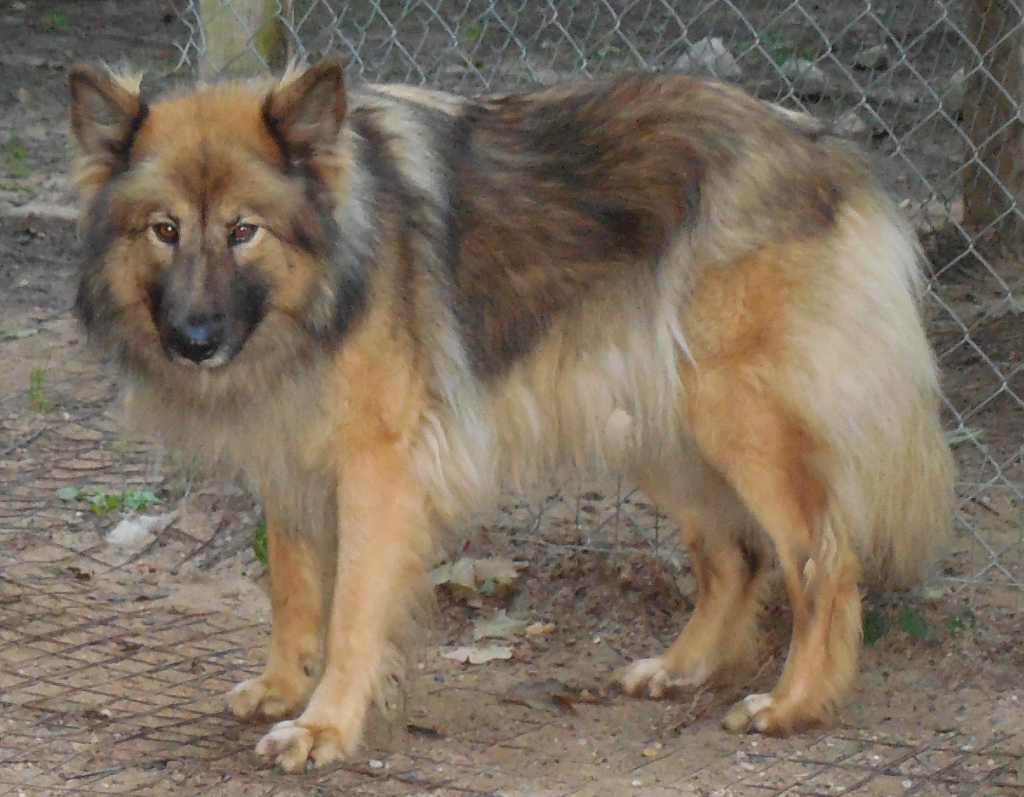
[228,222,258,246]
[152,222,179,245]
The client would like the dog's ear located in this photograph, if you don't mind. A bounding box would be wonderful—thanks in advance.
[68,64,147,167]
[263,58,346,161]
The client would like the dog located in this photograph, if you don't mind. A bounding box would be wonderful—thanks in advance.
[67,59,954,772]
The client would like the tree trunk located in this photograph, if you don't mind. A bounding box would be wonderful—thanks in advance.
[198,0,287,79]
[962,0,1024,247]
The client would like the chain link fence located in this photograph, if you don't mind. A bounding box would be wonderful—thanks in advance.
[167,0,1024,594]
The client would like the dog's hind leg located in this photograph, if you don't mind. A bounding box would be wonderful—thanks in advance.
[688,368,862,735]
[228,501,324,721]
[617,451,771,696]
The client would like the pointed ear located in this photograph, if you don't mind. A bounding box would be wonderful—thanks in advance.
[68,64,147,165]
[263,59,346,162]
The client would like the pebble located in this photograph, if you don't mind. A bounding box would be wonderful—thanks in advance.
[781,58,826,96]
[676,37,742,80]
[854,44,890,70]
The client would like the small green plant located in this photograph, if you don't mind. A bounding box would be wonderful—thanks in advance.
[862,608,891,646]
[897,606,928,640]
[462,22,483,42]
[29,367,51,412]
[595,43,622,59]
[253,517,268,565]
[46,9,68,32]
[122,488,161,511]
[57,486,161,515]
[944,609,972,635]
[946,427,982,447]
[3,134,31,179]
[756,32,815,66]
[864,605,933,646]
[2,326,38,340]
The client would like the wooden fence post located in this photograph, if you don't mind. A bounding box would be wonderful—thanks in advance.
[962,0,1024,248]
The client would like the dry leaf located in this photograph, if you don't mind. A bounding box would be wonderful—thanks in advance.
[473,609,527,641]
[444,645,513,664]
[429,556,526,595]
[428,562,452,587]
[448,557,478,589]
[472,557,523,585]
[501,679,580,714]
[105,513,175,548]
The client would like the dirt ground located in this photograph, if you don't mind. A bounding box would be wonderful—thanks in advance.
[2,2,1024,796]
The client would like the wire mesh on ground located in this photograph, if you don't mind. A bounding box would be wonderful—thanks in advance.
[166,0,1024,592]
[2,374,1023,795]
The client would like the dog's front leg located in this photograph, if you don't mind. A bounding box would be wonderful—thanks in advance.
[228,499,324,721]
[254,441,432,773]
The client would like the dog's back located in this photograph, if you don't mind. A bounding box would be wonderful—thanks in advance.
[374,77,951,586]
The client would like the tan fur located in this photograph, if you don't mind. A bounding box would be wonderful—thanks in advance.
[68,60,955,772]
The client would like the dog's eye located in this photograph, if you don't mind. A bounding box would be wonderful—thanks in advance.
[228,222,258,246]
[152,222,179,245]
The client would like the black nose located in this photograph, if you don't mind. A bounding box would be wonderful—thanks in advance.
[167,317,223,364]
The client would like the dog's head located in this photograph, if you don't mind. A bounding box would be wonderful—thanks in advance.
[68,59,356,375]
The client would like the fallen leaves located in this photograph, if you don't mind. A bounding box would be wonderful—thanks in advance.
[433,556,562,667]
[429,556,525,598]
[525,621,556,636]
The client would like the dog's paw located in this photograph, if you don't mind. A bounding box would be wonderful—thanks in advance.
[254,719,353,773]
[253,712,358,770]
[722,692,777,734]
[255,720,315,772]
[614,656,709,698]
[722,691,827,736]
[228,676,307,721]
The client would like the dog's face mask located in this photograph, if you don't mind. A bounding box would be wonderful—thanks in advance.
[68,61,351,372]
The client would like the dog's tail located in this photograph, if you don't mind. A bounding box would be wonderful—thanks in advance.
[801,196,956,588]
[853,391,955,588]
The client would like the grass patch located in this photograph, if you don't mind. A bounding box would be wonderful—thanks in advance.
[897,606,928,640]
[753,32,816,66]
[862,608,891,646]
[46,9,68,32]
[3,133,31,179]
[29,367,52,412]
[253,517,268,565]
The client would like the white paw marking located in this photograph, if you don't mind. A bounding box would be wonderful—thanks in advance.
[723,692,777,734]
[618,657,665,694]
[618,657,708,698]
[255,720,314,774]
[227,678,265,719]
[743,693,774,715]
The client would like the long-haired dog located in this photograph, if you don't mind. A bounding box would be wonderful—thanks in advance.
[68,59,954,771]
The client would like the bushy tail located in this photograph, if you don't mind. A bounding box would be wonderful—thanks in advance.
[860,402,955,587]
[805,197,956,588]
